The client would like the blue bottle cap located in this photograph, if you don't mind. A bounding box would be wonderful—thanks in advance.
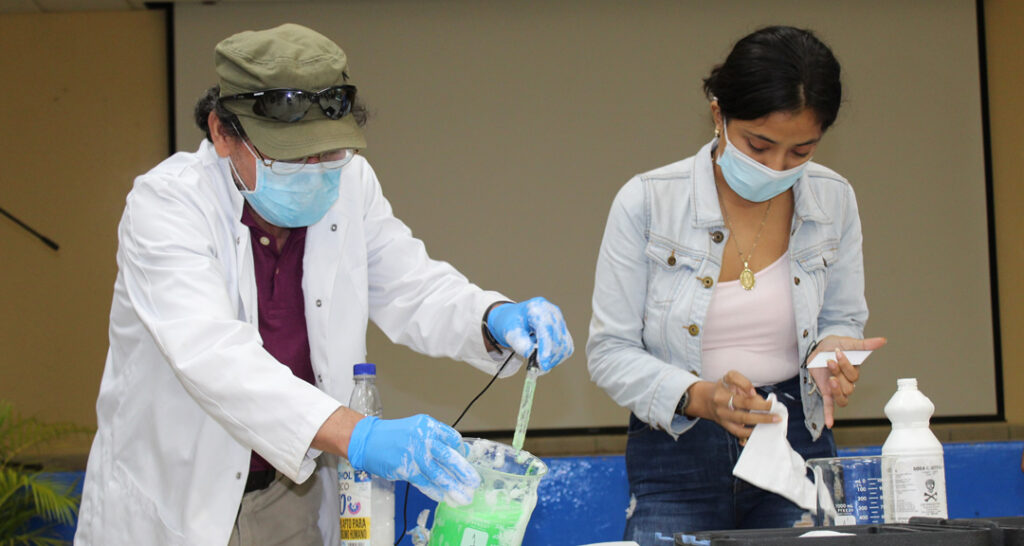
[353,363,376,376]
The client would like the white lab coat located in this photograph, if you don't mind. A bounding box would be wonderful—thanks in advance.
[74,141,518,545]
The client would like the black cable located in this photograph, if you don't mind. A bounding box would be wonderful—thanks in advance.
[0,206,59,250]
[452,352,514,428]
[394,351,515,545]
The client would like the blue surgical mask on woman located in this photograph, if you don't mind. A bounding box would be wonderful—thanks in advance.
[715,120,810,202]
[231,141,342,228]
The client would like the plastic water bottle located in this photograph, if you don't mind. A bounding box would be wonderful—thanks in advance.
[339,363,395,546]
[881,378,948,523]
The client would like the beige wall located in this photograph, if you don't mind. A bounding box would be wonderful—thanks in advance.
[0,11,168,451]
[986,0,1024,424]
[171,0,996,430]
[0,2,1021,462]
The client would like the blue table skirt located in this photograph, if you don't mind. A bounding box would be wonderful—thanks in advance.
[36,440,1024,545]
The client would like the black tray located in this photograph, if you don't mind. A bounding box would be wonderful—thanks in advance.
[908,516,1024,546]
[677,522,991,545]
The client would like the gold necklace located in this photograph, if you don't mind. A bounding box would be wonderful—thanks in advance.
[720,198,772,290]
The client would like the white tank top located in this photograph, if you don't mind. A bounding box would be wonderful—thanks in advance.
[700,253,800,386]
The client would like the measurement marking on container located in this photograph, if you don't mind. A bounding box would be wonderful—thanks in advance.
[460,528,489,546]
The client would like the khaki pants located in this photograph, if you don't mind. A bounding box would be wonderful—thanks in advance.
[229,472,323,546]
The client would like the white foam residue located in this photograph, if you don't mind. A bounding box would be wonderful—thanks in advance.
[526,298,574,369]
[468,437,494,463]
[491,443,506,469]
[397,421,481,506]
[505,326,534,358]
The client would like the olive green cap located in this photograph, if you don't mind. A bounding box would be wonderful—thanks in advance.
[215,23,366,159]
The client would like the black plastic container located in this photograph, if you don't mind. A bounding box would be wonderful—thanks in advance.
[676,518,1024,545]
[908,516,1024,546]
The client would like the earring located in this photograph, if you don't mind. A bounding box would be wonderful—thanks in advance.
[714,128,720,138]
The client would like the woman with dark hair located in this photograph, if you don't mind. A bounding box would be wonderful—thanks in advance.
[587,26,886,542]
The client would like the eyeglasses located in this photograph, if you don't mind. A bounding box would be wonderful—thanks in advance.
[243,139,356,175]
[220,85,357,122]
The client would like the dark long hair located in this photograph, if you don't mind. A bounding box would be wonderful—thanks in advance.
[703,26,842,131]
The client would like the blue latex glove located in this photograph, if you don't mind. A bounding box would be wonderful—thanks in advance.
[346,414,480,506]
[486,296,574,372]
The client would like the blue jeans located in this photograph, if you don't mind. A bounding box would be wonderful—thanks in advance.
[623,375,835,545]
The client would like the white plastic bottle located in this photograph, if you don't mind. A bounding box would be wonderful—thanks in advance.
[881,378,948,523]
[338,363,396,546]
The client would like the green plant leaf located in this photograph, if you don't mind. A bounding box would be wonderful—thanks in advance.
[0,402,91,468]
[0,401,89,545]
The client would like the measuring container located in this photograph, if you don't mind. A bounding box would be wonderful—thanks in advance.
[427,438,547,546]
[806,455,888,526]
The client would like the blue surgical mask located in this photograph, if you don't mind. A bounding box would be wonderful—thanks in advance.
[715,120,810,202]
[231,141,342,228]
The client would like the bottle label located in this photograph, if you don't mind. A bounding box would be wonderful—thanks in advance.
[339,459,373,545]
[888,455,948,522]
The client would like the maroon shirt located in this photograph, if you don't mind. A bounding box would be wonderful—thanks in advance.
[241,204,314,472]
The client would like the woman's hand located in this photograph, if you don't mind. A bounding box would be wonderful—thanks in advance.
[689,370,780,444]
[807,335,887,428]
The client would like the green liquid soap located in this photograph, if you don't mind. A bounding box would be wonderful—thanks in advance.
[428,501,526,546]
[426,438,547,546]
[511,366,540,452]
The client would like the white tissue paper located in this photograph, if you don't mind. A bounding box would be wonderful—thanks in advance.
[732,393,816,511]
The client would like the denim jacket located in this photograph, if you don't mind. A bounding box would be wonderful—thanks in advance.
[586,140,867,441]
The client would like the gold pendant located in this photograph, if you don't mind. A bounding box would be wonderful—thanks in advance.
[740,263,755,290]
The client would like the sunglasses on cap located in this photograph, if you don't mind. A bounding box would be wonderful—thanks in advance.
[219,85,356,123]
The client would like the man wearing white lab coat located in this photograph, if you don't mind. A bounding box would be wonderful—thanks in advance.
[74,24,573,546]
